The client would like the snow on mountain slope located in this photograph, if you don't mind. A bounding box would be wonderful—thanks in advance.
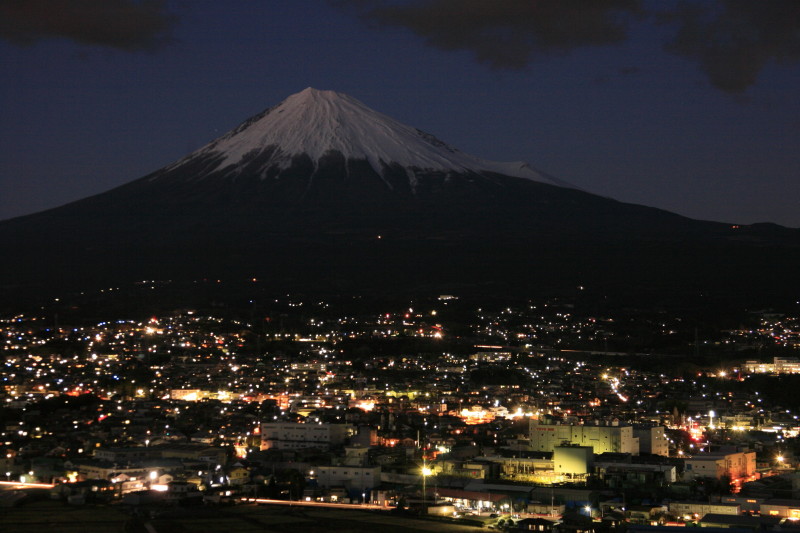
[164,88,570,189]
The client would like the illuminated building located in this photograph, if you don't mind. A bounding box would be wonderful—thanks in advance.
[683,450,756,483]
[529,419,639,455]
[633,426,669,456]
[458,406,495,425]
[553,446,593,475]
[743,357,800,374]
[760,500,800,519]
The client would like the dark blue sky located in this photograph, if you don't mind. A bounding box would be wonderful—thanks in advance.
[1,1,799,226]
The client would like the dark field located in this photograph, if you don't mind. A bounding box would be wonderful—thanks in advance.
[0,500,486,533]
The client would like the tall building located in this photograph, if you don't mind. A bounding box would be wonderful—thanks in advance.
[529,419,639,455]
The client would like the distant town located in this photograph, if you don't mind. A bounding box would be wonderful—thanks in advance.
[3,286,800,531]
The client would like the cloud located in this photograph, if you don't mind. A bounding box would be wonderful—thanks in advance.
[335,0,642,69]
[659,0,800,93]
[0,0,176,51]
[335,0,800,94]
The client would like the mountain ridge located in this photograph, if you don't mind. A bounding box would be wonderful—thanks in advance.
[1,88,798,309]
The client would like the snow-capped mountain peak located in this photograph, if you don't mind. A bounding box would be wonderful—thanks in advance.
[164,87,569,189]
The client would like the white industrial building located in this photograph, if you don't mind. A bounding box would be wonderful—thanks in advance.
[259,422,354,450]
[633,426,669,456]
[529,419,639,455]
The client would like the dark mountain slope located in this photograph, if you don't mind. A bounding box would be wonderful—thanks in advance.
[1,89,798,308]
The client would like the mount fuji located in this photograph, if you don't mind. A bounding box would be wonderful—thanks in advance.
[1,88,798,307]
[112,87,575,205]
[161,87,573,191]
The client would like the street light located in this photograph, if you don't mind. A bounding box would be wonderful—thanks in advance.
[422,464,432,510]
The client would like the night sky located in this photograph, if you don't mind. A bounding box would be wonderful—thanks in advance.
[1,1,799,226]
